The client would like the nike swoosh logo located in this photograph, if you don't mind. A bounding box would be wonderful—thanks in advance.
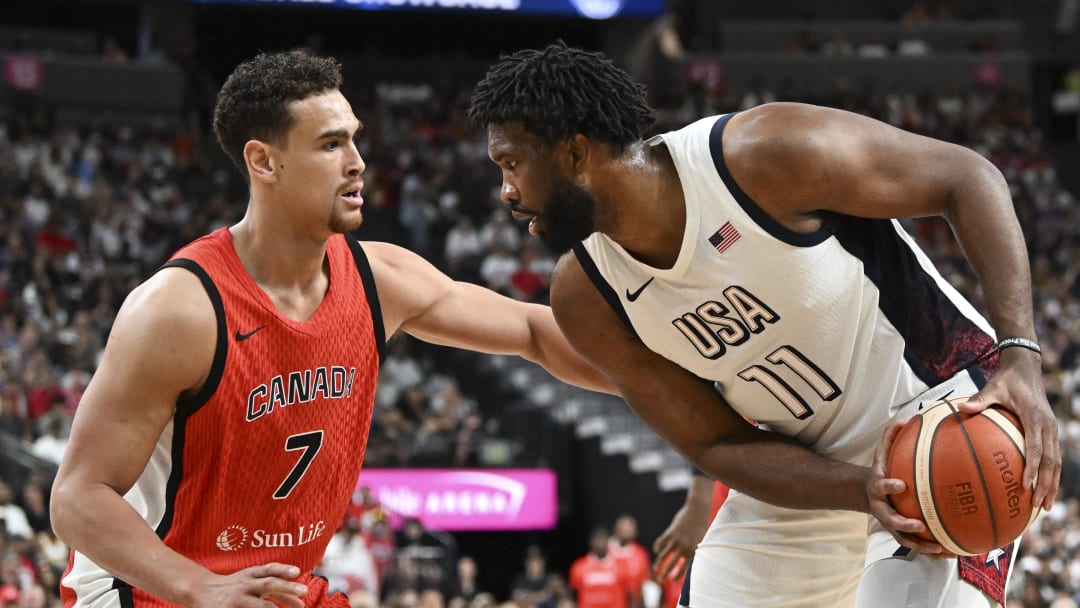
[235,325,268,342]
[625,278,655,302]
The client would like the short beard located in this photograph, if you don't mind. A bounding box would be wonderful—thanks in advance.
[537,174,597,255]
[329,210,363,235]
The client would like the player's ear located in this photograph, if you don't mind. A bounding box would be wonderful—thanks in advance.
[566,134,591,175]
[244,140,277,185]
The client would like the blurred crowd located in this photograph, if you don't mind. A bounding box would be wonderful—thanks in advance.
[0,36,1078,607]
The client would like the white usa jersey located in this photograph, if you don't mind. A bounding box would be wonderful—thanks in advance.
[576,114,999,465]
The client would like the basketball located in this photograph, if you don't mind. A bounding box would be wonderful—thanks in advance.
[886,394,1040,556]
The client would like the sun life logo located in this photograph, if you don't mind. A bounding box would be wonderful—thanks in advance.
[216,525,249,551]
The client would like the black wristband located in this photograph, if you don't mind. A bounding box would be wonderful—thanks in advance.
[995,337,1041,355]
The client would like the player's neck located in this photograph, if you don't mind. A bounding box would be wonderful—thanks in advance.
[598,143,685,270]
[228,211,331,320]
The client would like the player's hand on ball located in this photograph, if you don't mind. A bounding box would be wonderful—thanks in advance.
[191,563,307,608]
[867,422,954,558]
[958,349,1059,511]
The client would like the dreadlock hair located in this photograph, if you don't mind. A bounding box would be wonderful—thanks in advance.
[467,41,655,152]
[213,50,343,180]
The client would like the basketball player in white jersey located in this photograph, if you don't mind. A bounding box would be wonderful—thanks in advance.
[468,42,1059,607]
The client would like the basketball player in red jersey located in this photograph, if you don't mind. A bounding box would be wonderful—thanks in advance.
[50,51,615,608]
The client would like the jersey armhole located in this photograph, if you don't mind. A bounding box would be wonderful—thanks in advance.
[345,237,387,365]
[571,244,639,340]
[159,258,227,416]
[708,113,831,247]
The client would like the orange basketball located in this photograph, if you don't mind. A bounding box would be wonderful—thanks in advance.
[885,394,1040,556]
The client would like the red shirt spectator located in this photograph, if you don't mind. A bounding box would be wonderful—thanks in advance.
[571,527,632,608]
[609,515,651,602]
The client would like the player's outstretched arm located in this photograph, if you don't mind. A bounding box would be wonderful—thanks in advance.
[723,102,1057,511]
[50,269,307,608]
[362,240,616,394]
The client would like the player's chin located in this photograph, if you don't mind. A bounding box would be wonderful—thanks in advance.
[329,210,363,234]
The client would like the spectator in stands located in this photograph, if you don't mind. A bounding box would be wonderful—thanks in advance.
[100,36,129,63]
[478,243,520,296]
[478,208,521,253]
[319,520,380,600]
[444,215,484,280]
[569,526,633,608]
[510,546,565,608]
[365,517,397,583]
[447,556,483,605]
[29,417,65,465]
[0,482,31,542]
[0,391,28,442]
[608,515,650,608]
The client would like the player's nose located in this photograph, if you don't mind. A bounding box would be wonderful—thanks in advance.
[346,141,365,176]
[500,180,518,204]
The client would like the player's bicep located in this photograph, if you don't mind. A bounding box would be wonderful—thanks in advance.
[58,269,216,496]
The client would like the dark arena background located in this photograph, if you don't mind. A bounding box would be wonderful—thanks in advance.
[1,0,1079,606]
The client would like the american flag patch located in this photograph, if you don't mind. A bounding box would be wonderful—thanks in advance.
[708,221,741,254]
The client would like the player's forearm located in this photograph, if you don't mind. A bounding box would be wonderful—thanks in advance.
[694,436,870,512]
[944,151,1036,341]
[52,482,212,605]
[685,470,715,512]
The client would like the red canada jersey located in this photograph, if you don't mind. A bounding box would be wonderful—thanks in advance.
[62,229,384,607]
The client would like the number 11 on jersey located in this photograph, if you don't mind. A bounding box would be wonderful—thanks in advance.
[737,345,841,419]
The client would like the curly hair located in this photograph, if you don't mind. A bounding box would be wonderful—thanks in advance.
[212,50,343,178]
[467,41,654,151]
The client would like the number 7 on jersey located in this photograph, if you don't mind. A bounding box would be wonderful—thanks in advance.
[274,430,323,499]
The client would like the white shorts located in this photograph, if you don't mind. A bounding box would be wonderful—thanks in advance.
[682,370,1005,607]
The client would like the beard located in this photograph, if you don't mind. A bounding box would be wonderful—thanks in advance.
[536,174,597,255]
[329,205,363,235]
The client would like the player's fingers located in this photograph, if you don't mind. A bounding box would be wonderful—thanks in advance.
[247,577,307,600]
[263,593,306,608]
[671,556,691,580]
[957,390,993,414]
[246,563,301,580]
[868,477,905,500]
[1035,425,1060,510]
[872,422,904,474]
[652,533,672,554]
[653,553,676,580]
[893,531,945,556]
[1021,419,1044,496]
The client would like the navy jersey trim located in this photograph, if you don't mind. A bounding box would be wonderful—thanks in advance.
[679,557,693,607]
[826,216,996,387]
[346,236,386,365]
[109,578,135,607]
[708,113,831,247]
[572,244,639,340]
[160,259,228,415]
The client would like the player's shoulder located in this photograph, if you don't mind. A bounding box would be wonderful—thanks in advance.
[550,251,595,307]
[116,266,218,341]
[727,102,857,152]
